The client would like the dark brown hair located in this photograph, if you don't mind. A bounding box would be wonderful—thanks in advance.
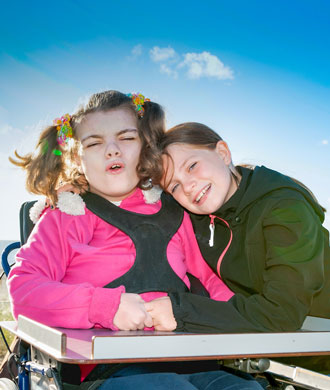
[10,90,165,205]
[161,122,222,150]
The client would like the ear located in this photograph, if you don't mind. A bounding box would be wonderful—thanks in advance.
[215,141,232,166]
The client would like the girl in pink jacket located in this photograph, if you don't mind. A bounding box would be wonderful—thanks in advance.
[8,90,263,390]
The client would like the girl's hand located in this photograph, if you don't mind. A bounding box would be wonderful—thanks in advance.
[57,183,80,195]
[144,297,177,331]
[113,293,153,330]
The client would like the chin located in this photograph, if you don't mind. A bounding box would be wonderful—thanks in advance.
[201,201,222,215]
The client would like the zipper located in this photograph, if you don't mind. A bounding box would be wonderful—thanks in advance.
[208,215,216,247]
[209,214,233,278]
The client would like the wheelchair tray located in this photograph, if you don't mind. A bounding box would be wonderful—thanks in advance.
[1,315,330,364]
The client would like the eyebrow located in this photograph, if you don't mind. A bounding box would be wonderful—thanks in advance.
[164,157,192,189]
[179,157,192,171]
[81,128,138,143]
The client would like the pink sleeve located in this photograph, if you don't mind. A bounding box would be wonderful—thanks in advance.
[7,209,124,330]
[180,212,234,301]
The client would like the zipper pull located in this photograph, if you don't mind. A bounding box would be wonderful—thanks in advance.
[209,215,215,247]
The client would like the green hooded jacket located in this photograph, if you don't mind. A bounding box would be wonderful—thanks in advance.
[169,166,330,333]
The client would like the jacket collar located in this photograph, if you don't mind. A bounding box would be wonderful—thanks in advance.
[215,166,252,217]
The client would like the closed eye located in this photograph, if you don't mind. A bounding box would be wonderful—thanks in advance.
[86,142,101,148]
[189,162,197,171]
[170,183,179,194]
[120,136,137,141]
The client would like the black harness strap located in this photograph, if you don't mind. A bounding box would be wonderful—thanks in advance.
[82,191,189,294]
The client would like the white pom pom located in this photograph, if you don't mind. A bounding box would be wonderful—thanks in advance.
[57,192,85,215]
[142,186,163,204]
[29,199,47,224]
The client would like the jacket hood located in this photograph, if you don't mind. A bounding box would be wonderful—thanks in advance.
[235,166,325,223]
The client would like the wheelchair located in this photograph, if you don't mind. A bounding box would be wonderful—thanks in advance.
[1,201,330,390]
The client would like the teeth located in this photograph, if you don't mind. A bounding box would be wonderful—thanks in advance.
[111,164,121,169]
[196,184,210,203]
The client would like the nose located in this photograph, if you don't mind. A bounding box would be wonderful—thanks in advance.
[182,178,196,196]
[105,141,121,157]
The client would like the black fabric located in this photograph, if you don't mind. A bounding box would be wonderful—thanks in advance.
[60,363,82,385]
[82,191,188,294]
[171,165,330,333]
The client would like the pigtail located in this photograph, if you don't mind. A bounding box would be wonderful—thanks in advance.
[9,125,65,205]
[136,100,165,186]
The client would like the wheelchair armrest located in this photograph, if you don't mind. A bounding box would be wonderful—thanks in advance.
[1,242,21,277]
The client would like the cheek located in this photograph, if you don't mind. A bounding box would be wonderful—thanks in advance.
[214,164,229,183]
[172,191,186,206]
[80,155,97,176]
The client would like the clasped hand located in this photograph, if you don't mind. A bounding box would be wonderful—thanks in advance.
[113,294,177,331]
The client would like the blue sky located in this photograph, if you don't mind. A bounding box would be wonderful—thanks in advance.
[0,0,329,239]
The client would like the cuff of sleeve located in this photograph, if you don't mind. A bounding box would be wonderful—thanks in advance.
[168,293,185,331]
[89,286,125,330]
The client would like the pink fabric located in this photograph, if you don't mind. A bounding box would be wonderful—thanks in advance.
[8,188,233,331]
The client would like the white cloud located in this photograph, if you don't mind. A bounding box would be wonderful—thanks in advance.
[160,64,178,79]
[321,139,328,145]
[149,46,176,62]
[148,46,234,81]
[179,51,234,80]
[131,44,143,58]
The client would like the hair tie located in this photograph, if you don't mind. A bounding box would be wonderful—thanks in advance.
[52,114,73,155]
[127,93,150,118]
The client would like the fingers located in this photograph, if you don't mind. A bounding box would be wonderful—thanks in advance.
[144,312,153,328]
[144,301,153,312]
[113,293,155,330]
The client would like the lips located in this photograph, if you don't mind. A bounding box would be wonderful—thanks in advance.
[106,161,125,174]
[194,184,211,204]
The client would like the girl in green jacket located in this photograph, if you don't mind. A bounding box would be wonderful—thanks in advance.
[146,122,330,335]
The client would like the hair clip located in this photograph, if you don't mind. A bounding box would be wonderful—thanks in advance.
[53,114,73,155]
[127,93,150,117]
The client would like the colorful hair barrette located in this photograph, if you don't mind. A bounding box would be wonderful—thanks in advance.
[127,93,150,117]
[52,114,73,155]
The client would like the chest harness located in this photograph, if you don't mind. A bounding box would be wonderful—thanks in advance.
[82,191,189,294]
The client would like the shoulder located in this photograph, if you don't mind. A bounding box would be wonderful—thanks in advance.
[29,192,86,224]
[27,197,99,246]
[252,187,318,219]
[29,192,100,231]
[244,190,320,234]
[261,196,320,227]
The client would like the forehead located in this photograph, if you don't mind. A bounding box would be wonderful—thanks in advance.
[76,109,138,139]
[166,143,208,160]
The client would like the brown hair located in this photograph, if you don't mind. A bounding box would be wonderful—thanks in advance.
[157,122,241,188]
[10,90,165,205]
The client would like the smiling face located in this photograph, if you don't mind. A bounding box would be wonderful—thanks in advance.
[162,142,238,214]
[76,108,141,202]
